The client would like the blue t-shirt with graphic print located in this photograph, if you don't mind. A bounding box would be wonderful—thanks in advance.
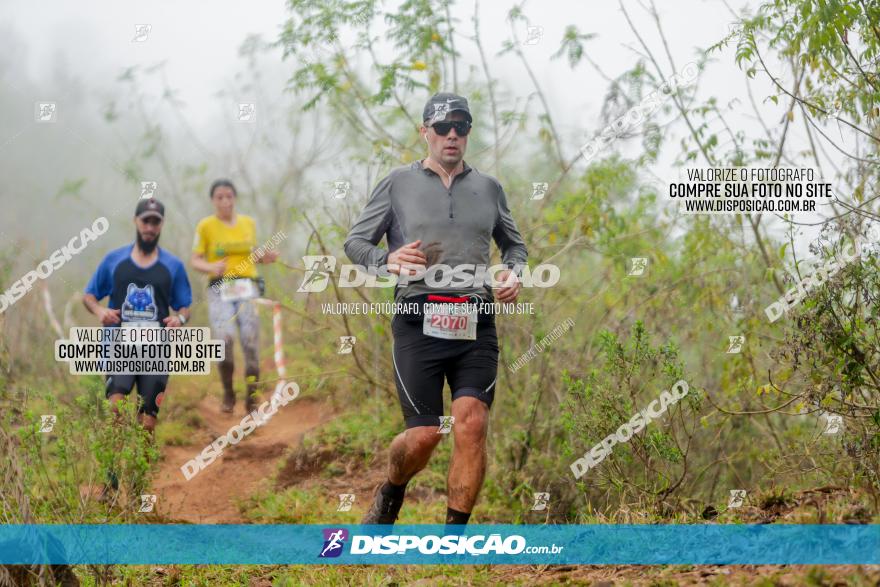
[85,244,192,325]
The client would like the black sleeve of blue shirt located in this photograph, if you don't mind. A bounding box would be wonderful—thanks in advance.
[84,254,113,300]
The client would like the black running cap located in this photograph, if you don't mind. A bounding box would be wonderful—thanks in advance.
[423,92,472,124]
[135,198,164,220]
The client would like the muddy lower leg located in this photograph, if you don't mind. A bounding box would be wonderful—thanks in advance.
[362,427,441,524]
[387,426,443,485]
[447,397,489,513]
[138,414,157,433]
[108,393,126,414]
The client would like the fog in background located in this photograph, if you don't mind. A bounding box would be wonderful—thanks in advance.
[0,0,828,299]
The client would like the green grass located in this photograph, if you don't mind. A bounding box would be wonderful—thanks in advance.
[156,419,196,447]
[301,393,399,461]
[243,486,362,524]
[77,563,880,586]
[92,563,500,586]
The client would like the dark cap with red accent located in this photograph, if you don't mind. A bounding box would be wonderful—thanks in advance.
[135,198,164,220]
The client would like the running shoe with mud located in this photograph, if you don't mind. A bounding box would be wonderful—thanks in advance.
[361,483,405,525]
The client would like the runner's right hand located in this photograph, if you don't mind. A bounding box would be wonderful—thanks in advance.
[387,240,426,276]
[98,308,121,326]
[211,259,227,277]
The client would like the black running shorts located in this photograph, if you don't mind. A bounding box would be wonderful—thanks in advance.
[105,374,169,417]
[391,305,499,429]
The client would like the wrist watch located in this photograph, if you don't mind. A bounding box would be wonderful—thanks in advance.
[178,314,188,325]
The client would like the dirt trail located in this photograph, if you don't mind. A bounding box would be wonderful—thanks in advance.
[151,393,331,523]
[145,391,878,585]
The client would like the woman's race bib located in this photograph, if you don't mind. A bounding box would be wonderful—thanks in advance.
[220,278,258,302]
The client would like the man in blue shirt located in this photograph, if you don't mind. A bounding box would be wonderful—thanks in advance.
[83,198,192,434]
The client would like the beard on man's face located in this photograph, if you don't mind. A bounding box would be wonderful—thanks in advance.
[136,229,160,254]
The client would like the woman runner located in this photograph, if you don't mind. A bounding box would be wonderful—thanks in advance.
[191,179,278,413]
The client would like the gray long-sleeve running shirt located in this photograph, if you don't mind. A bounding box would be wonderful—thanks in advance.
[344,160,528,300]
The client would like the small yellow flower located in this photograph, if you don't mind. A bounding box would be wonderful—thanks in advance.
[412,60,427,71]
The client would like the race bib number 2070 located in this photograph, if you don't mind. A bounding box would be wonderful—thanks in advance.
[422,304,477,340]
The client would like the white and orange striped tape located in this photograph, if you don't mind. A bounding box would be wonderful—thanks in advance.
[252,298,288,402]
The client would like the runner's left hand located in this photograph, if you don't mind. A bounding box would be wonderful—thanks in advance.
[163,315,183,328]
[495,270,521,303]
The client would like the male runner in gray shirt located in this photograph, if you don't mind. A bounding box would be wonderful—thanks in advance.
[345,92,527,526]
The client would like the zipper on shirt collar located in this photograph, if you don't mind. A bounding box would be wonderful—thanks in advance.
[418,160,471,220]
[446,167,471,219]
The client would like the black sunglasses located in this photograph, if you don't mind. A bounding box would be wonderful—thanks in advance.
[429,120,472,136]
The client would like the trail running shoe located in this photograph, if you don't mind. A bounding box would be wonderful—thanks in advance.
[221,387,235,413]
[244,392,257,414]
[361,484,404,525]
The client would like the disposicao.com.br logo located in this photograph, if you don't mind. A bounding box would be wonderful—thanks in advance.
[318,528,349,558]
[318,529,563,557]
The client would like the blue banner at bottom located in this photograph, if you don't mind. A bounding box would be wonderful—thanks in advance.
[0,524,876,565]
